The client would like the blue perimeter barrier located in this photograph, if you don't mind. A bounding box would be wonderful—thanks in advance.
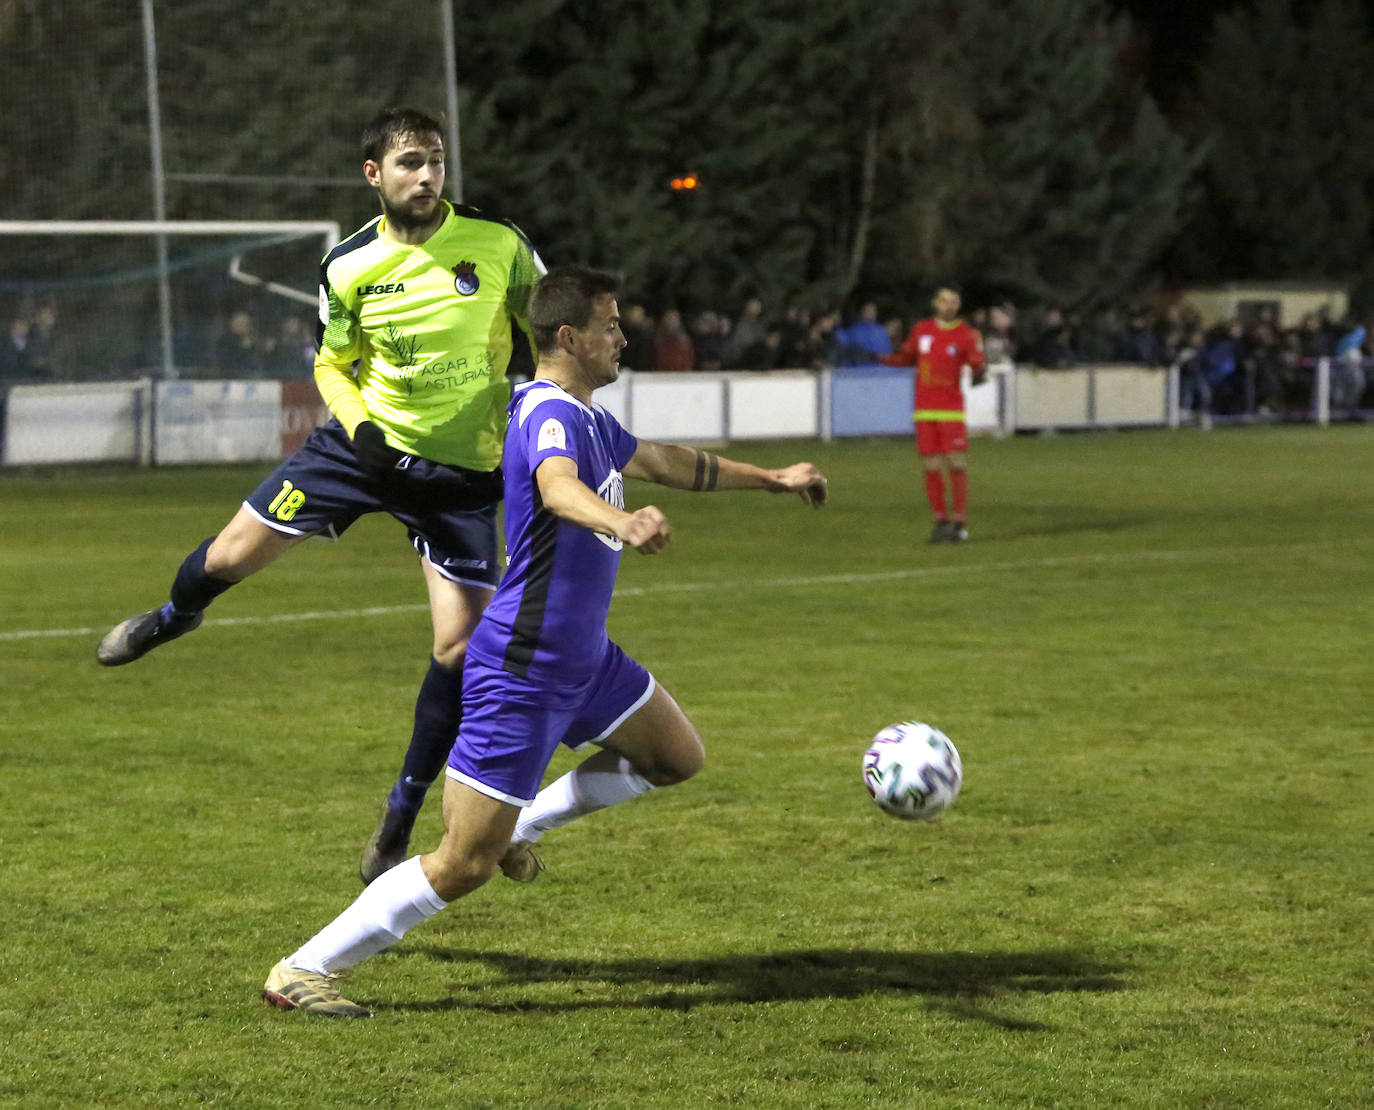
[829,365,913,436]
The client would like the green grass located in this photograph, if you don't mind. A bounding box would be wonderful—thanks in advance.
[2,425,1372,1108]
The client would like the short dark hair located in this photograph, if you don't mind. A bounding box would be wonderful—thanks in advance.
[530,266,620,353]
[361,108,444,163]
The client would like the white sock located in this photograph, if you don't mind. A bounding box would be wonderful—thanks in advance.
[286,855,447,976]
[513,755,653,843]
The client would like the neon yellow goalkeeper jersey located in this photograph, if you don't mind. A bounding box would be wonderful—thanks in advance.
[314,201,545,470]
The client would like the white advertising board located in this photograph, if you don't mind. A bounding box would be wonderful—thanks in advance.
[726,372,819,439]
[623,373,726,440]
[155,380,282,463]
[3,381,148,465]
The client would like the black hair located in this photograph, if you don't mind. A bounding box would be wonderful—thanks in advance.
[530,266,620,353]
[361,108,444,163]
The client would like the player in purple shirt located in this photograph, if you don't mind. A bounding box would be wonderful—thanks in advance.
[262,266,828,1016]
[467,374,640,691]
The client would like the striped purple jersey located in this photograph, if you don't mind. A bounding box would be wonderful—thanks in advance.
[465,379,639,691]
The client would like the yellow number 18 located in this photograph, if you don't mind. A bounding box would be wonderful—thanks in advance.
[268,480,307,522]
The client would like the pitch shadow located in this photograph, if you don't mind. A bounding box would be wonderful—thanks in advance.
[389,946,1126,1026]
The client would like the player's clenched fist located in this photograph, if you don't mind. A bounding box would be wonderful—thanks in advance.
[620,506,671,553]
[770,463,829,508]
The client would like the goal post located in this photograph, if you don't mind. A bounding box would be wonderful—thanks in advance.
[0,220,340,381]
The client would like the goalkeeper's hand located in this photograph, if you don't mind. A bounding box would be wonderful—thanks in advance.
[351,420,403,478]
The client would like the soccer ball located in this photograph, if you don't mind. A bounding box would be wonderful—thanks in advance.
[862,721,962,821]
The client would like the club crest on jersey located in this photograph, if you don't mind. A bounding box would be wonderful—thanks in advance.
[537,418,567,452]
[594,469,626,551]
[453,261,480,296]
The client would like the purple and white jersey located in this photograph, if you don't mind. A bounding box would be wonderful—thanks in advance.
[466,378,639,691]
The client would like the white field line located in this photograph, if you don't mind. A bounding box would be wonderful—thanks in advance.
[1,539,1360,643]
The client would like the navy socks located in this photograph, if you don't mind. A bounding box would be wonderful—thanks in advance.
[169,536,236,617]
[386,657,464,817]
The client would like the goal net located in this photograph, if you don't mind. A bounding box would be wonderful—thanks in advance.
[0,221,339,381]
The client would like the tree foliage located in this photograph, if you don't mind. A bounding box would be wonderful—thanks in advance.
[2,0,1205,312]
[868,0,1200,309]
[453,0,1198,311]
[1189,0,1374,294]
[0,1,148,221]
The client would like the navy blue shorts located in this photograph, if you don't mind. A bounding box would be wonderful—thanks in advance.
[445,641,656,806]
[242,419,503,588]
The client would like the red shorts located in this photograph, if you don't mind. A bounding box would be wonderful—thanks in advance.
[915,420,968,456]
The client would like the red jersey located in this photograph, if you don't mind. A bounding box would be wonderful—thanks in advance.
[884,318,984,419]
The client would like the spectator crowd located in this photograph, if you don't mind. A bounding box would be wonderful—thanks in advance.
[0,299,62,383]
[0,298,318,384]
[610,295,1373,419]
[3,291,1371,418]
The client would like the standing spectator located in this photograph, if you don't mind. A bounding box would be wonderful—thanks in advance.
[25,300,63,378]
[215,309,266,377]
[1075,307,1119,363]
[883,315,906,354]
[776,305,813,368]
[982,304,1017,368]
[1203,322,1242,414]
[0,314,34,382]
[831,301,892,366]
[1296,311,1336,366]
[1332,320,1367,417]
[1240,320,1285,414]
[651,308,696,372]
[723,296,767,369]
[1156,308,1187,369]
[802,310,840,370]
[762,327,784,370]
[1031,308,1075,368]
[619,303,653,371]
[1113,310,1166,365]
[1174,328,1213,428]
[691,310,727,371]
[270,315,317,378]
[884,285,985,543]
[732,322,776,369]
[1277,326,1308,411]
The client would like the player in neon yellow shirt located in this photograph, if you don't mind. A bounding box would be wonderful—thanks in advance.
[97,108,545,885]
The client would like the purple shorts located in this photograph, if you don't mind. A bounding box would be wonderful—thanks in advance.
[446,641,655,806]
[242,419,502,588]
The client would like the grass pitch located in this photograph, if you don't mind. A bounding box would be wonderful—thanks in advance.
[1,426,1371,1108]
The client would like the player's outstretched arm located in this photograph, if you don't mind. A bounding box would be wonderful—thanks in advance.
[624,442,828,508]
[536,456,671,553]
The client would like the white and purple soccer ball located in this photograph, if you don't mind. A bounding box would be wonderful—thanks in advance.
[862,721,962,821]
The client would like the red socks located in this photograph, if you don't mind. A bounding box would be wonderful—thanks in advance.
[925,468,969,522]
[924,471,947,519]
[950,468,968,521]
